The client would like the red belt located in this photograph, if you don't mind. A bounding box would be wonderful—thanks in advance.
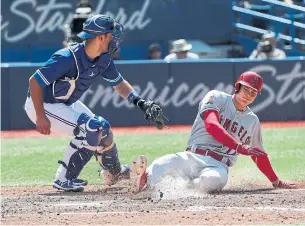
[186,147,230,166]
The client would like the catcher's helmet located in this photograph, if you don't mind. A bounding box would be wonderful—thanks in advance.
[77,14,124,53]
[234,71,263,93]
[77,14,124,40]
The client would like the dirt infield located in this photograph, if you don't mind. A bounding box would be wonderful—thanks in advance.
[1,121,305,225]
[1,181,305,225]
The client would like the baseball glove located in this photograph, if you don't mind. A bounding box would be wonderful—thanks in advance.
[143,101,168,130]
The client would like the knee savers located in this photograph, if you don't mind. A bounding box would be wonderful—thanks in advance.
[77,113,112,148]
[77,113,121,174]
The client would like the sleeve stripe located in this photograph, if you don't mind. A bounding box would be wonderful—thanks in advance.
[199,107,220,120]
[36,69,50,85]
[199,107,220,114]
[102,73,122,83]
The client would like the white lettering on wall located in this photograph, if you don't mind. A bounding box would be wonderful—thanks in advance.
[96,0,152,30]
[1,0,152,43]
[79,77,233,109]
[250,62,305,113]
[80,63,305,113]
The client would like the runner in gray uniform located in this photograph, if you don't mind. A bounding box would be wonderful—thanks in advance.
[132,71,297,193]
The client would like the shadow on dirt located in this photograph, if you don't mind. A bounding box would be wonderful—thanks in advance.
[40,186,128,197]
[219,188,276,195]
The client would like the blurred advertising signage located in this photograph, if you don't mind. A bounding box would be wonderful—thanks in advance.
[1,0,152,43]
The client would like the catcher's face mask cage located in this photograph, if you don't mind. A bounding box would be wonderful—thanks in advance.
[109,21,124,54]
[77,14,125,53]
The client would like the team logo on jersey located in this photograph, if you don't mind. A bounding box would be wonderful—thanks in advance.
[89,72,95,77]
[205,94,214,104]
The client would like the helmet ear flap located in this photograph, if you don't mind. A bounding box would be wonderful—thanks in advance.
[234,83,240,93]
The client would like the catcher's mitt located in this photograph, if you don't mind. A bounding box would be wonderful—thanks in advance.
[143,101,168,130]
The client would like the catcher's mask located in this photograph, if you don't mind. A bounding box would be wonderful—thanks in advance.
[77,14,124,53]
[234,71,263,94]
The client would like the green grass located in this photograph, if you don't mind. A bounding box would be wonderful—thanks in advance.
[1,128,305,187]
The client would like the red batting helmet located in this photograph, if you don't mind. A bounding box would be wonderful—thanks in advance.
[234,71,263,93]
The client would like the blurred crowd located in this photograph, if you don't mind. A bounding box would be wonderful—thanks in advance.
[62,0,305,61]
[62,0,201,61]
[147,39,199,61]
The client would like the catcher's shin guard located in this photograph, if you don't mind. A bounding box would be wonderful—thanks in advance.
[58,144,94,181]
[98,143,122,174]
[97,143,131,186]
[101,164,131,186]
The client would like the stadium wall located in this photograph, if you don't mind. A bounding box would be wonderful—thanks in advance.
[1,58,304,130]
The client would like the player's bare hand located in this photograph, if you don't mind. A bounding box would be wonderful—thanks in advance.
[36,115,51,135]
[237,144,267,157]
[272,179,297,189]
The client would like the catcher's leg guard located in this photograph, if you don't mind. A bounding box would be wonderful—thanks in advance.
[66,146,94,181]
[58,145,94,181]
[54,139,92,191]
[76,113,129,185]
[99,143,121,174]
[97,140,131,186]
[97,129,131,185]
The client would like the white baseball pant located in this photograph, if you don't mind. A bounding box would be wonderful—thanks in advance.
[146,151,228,192]
[24,97,94,182]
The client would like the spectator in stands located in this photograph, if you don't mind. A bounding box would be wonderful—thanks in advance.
[148,43,162,60]
[249,33,287,59]
[62,0,93,47]
[281,0,305,5]
[165,39,199,61]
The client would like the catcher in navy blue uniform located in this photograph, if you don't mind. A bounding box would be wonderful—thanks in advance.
[25,14,166,192]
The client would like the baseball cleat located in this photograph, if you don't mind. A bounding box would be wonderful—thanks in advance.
[102,164,131,186]
[136,171,148,193]
[130,155,148,193]
[72,178,88,186]
[53,180,84,192]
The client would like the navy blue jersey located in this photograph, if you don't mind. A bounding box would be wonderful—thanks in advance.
[28,43,123,105]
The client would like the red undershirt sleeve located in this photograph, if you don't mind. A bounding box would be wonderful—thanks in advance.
[251,156,278,182]
[202,109,278,182]
[202,110,239,150]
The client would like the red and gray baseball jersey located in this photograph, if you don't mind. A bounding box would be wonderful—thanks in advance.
[186,90,264,166]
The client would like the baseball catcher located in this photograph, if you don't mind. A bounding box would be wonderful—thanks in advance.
[24,14,166,192]
[131,71,297,193]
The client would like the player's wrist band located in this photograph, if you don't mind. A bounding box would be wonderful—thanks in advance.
[127,90,145,111]
[236,143,241,153]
